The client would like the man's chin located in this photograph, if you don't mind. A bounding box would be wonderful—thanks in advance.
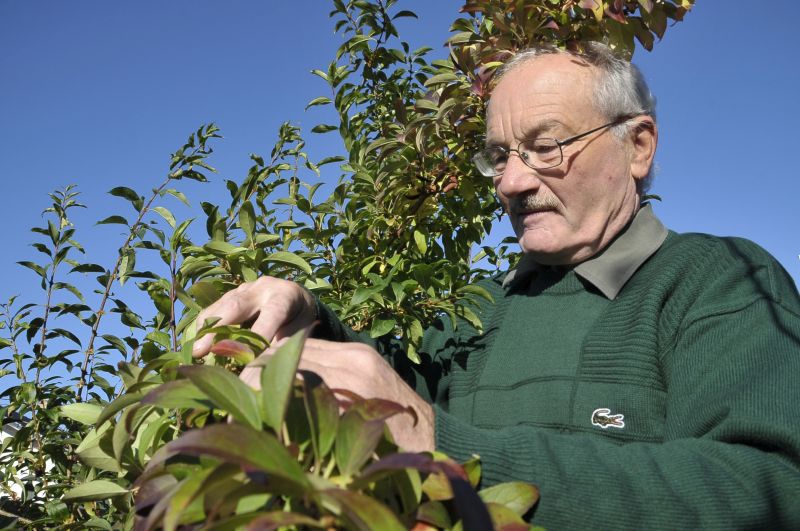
[517,233,571,265]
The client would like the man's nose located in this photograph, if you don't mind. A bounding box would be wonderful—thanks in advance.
[493,153,541,198]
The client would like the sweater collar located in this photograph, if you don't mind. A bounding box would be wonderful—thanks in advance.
[502,204,668,299]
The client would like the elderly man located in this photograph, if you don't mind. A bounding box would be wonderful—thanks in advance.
[193,43,800,528]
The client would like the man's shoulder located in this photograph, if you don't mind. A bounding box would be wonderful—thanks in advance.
[662,230,786,272]
[642,230,799,310]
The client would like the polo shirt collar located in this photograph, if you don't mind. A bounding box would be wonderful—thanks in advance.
[501,203,668,299]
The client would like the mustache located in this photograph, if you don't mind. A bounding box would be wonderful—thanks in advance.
[508,194,561,214]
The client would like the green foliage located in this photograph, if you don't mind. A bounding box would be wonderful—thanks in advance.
[67,331,536,529]
[0,0,693,528]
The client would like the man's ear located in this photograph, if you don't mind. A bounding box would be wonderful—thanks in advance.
[629,116,657,181]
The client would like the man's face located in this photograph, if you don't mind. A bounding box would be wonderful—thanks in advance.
[486,54,643,265]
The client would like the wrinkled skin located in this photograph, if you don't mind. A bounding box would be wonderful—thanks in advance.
[487,53,657,265]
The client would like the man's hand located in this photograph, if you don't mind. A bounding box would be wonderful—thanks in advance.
[192,276,316,358]
[241,338,435,453]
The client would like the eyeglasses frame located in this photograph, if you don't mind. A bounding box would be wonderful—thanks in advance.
[473,114,639,177]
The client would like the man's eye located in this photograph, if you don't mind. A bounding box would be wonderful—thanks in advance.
[489,149,508,165]
[527,140,559,154]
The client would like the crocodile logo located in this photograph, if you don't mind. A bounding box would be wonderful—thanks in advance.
[591,408,625,429]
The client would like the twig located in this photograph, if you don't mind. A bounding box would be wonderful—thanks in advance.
[0,508,33,525]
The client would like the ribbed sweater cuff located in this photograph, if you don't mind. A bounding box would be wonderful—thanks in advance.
[434,404,505,472]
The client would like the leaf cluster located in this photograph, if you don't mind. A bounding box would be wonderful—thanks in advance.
[62,331,539,530]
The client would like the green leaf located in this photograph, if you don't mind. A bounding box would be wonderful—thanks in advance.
[97,215,129,226]
[62,480,128,502]
[424,72,460,86]
[413,230,427,254]
[310,69,328,81]
[152,206,176,228]
[203,240,243,256]
[317,155,345,167]
[479,481,540,517]
[189,280,223,308]
[109,186,143,211]
[265,251,312,275]
[239,201,256,240]
[456,305,483,333]
[256,329,305,432]
[178,365,262,429]
[456,284,494,303]
[141,380,213,410]
[163,188,190,206]
[101,334,128,354]
[71,263,106,273]
[335,414,385,477]
[392,10,418,19]
[369,318,395,338]
[59,403,103,425]
[162,466,217,531]
[351,286,379,306]
[305,96,332,110]
[303,377,339,462]
[76,424,122,472]
[17,260,47,278]
[311,124,338,134]
[96,391,147,426]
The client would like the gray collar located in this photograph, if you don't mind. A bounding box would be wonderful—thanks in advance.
[502,204,668,299]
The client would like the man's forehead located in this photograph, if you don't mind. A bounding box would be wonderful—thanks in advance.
[491,54,594,98]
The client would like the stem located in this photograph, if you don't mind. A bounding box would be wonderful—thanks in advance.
[30,220,68,489]
[169,250,178,353]
[1,305,26,383]
[78,174,174,401]
[0,508,32,525]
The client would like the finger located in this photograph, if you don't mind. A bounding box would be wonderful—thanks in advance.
[192,297,259,358]
[248,305,289,347]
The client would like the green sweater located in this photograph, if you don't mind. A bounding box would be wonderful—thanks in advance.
[316,231,800,529]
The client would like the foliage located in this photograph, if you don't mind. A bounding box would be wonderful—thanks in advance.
[65,330,539,529]
[0,0,692,528]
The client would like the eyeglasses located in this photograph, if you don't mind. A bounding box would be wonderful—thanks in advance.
[472,115,635,177]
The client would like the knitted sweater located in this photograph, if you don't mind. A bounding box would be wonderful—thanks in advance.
[316,231,800,529]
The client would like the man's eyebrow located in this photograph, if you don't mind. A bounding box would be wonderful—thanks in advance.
[521,119,564,139]
[486,119,566,147]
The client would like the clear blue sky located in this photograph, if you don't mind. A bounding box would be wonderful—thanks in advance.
[1,0,799,319]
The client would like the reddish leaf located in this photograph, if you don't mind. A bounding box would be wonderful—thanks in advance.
[245,512,322,531]
[162,424,310,495]
[486,503,531,531]
[416,500,452,529]
[210,339,255,364]
[357,452,436,486]
[321,488,405,531]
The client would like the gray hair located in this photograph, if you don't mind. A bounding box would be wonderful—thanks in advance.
[494,42,657,193]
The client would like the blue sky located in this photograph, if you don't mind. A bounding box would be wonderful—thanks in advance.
[1,0,799,321]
